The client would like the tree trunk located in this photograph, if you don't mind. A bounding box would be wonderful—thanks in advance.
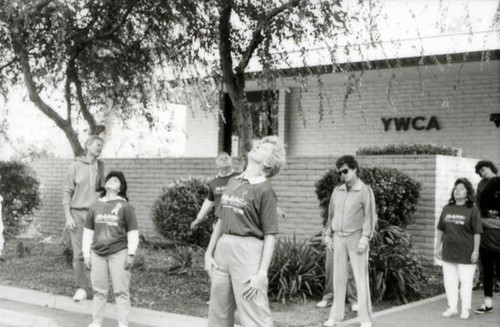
[226,73,253,163]
[10,25,85,157]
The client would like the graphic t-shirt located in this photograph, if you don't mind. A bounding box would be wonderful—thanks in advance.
[437,204,482,264]
[207,171,240,214]
[85,199,138,256]
[218,176,278,239]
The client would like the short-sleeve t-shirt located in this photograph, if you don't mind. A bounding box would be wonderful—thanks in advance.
[85,198,139,256]
[437,204,482,264]
[207,171,240,214]
[218,176,278,239]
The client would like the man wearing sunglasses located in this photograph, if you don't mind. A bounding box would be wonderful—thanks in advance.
[323,155,377,327]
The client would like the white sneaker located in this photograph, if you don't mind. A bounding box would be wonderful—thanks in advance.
[460,309,470,320]
[316,299,332,308]
[87,323,101,327]
[441,307,458,318]
[360,323,372,327]
[323,319,340,326]
[118,324,128,327]
[72,288,87,302]
[351,303,359,312]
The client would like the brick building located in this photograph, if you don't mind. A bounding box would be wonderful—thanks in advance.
[185,51,500,167]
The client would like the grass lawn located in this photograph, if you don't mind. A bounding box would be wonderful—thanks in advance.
[0,238,444,327]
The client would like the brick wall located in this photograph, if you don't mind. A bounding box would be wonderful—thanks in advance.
[280,60,500,166]
[31,155,479,264]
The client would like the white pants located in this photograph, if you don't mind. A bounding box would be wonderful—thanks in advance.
[442,261,476,311]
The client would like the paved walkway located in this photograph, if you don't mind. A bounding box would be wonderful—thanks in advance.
[0,284,499,326]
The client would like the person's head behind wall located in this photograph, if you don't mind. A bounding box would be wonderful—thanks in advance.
[475,160,498,179]
[249,136,286,178]
[335,155,359,183]
[84,135,104,158]
[449,177,475,208]
[216,152,232,170]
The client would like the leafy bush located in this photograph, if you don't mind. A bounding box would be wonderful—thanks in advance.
[315,167,420,227]
[268,235,325,303]
[0,161,42,240]
[151,177,216,247]
[356,143,461,156]
[369,220,429,303]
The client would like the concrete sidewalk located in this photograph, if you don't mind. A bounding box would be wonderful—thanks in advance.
[0,284,499,326]
[340,289,499,327]
[0,284,206,327]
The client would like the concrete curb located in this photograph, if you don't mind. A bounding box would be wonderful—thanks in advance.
[338,293,447,326]
[0,308,58,327]
[0,285,207,327]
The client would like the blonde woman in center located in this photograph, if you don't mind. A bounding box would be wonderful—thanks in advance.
[205,136,286,327]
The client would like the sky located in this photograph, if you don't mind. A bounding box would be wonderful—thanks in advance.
[0,0,498,159]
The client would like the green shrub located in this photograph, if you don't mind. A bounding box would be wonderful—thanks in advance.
[356,143,461,156]
[151,177,216,247]
[369,220,429,303]
[0,161,42,240]
[268,235,325,303]
[315,167,420,227]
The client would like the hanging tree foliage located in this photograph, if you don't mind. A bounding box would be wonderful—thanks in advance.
[0,0,194,155]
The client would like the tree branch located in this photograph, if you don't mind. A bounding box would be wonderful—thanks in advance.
[70,62,97,133]
[32,0,55,14]
[10,28,67,128]
[219,0,237,89]
[236,0,301,73]
[0,57,17,73]
[79,4,135,48]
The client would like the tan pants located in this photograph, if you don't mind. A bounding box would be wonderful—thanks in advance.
[91,249,131,325]
[329,232,372,324]
[70,209,91,290]
[208,234,272,327]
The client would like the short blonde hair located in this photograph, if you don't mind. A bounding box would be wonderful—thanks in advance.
[85,135,103,149]
[260,136,286,178]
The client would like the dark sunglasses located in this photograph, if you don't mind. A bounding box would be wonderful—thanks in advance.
[337,169,349,176]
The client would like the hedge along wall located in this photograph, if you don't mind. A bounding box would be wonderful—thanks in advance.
[31,155,479,263]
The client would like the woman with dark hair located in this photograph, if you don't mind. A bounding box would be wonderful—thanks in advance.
[82,171,139,327]
[436,178,482,320]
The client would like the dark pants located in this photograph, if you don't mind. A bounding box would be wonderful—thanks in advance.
[479,247,500,297]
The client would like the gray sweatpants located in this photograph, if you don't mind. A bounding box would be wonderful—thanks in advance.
[322,248,357,304]
[329,232,372,324]
[208,234,272,327]
[70,209,91,290]
[91,249,131,325]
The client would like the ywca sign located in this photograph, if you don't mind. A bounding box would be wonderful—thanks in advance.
[381,116,440,131]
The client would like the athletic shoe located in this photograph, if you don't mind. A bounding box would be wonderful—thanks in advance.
[316,300,332,308]
[441,307,458,317]
[323,319,340,326]
[206,300,210,305]
[460,309,470,320]
[118,324,128,327]
[475,304,493,314]
[360,323,372,327]
[72,288,87,302]
[351,303,359,312]
[87,323,101,327]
